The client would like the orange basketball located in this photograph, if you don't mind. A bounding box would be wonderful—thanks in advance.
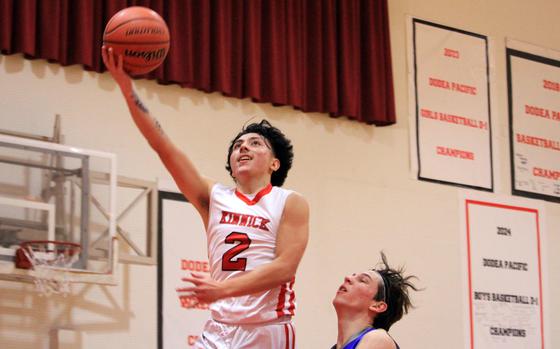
[103,6,170,75]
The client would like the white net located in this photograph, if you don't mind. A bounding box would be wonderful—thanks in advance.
[20,241,81,296]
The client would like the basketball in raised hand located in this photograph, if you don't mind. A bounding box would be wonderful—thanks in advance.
[103,6,170,75]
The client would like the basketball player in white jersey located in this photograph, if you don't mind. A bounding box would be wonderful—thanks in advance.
[102,46,309,349]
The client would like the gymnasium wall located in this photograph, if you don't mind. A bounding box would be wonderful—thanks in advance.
[0,0,558,348]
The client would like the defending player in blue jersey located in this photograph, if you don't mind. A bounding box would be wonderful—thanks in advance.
[331,252,418,349]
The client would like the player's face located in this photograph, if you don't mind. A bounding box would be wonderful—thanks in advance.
[333,271,380,311]
[229,133,278,181]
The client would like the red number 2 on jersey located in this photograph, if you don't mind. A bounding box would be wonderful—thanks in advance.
[221,232,251,271]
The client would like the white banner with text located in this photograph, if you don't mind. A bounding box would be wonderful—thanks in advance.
[460,192,546,349]
[409,18,493,190]
[507,40,560,202]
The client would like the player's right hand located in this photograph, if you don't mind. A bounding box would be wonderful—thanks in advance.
[179,272,226,304]
[101,45,132,94]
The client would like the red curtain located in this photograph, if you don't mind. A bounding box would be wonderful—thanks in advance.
[0,0,395,125]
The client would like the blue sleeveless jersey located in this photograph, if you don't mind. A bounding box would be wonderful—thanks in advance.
[330,327,400,349]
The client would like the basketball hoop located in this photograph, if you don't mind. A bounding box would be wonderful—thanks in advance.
[15,240,82,296]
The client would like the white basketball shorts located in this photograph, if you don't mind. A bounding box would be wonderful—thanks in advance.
[194,317,296,349]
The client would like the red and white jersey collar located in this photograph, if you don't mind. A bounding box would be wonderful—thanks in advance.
[235,183,273,205]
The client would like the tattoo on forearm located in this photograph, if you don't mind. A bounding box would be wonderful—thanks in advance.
[153,119,165,135]
[132,91,149,113]
[131,91,165,136]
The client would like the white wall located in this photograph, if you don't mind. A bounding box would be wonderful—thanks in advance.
[0,0,558,348]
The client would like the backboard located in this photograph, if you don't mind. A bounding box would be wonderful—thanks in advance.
[0,134,118,285]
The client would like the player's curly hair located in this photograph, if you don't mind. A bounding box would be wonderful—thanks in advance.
[372,251,419,331]
[225,119,293,187]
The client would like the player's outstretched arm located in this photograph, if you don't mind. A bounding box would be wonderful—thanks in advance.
[181,192,309,303]
[101,46,212,219]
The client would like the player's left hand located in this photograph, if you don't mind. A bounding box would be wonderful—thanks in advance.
[101,45,133,94]
[179,272,225,304]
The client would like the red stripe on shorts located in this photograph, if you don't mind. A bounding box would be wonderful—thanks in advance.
[283,323,296,349]
[290,323,296,349]
[284,324,290,349]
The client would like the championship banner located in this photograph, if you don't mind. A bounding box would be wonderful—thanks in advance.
[460,192,547,349]
[409,18,493,190]
[507,41,560,202]
[158,183,209,349]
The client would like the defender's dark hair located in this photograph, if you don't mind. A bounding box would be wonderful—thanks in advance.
[372,251,419,331]
[225,119,293,187]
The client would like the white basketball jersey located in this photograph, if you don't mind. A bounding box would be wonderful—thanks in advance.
[207,183,296,324]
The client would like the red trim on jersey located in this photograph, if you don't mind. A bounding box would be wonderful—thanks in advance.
[235,183,273,205]
[276,282,288,317]
[287,278,296,315]
[276,277,296,318]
